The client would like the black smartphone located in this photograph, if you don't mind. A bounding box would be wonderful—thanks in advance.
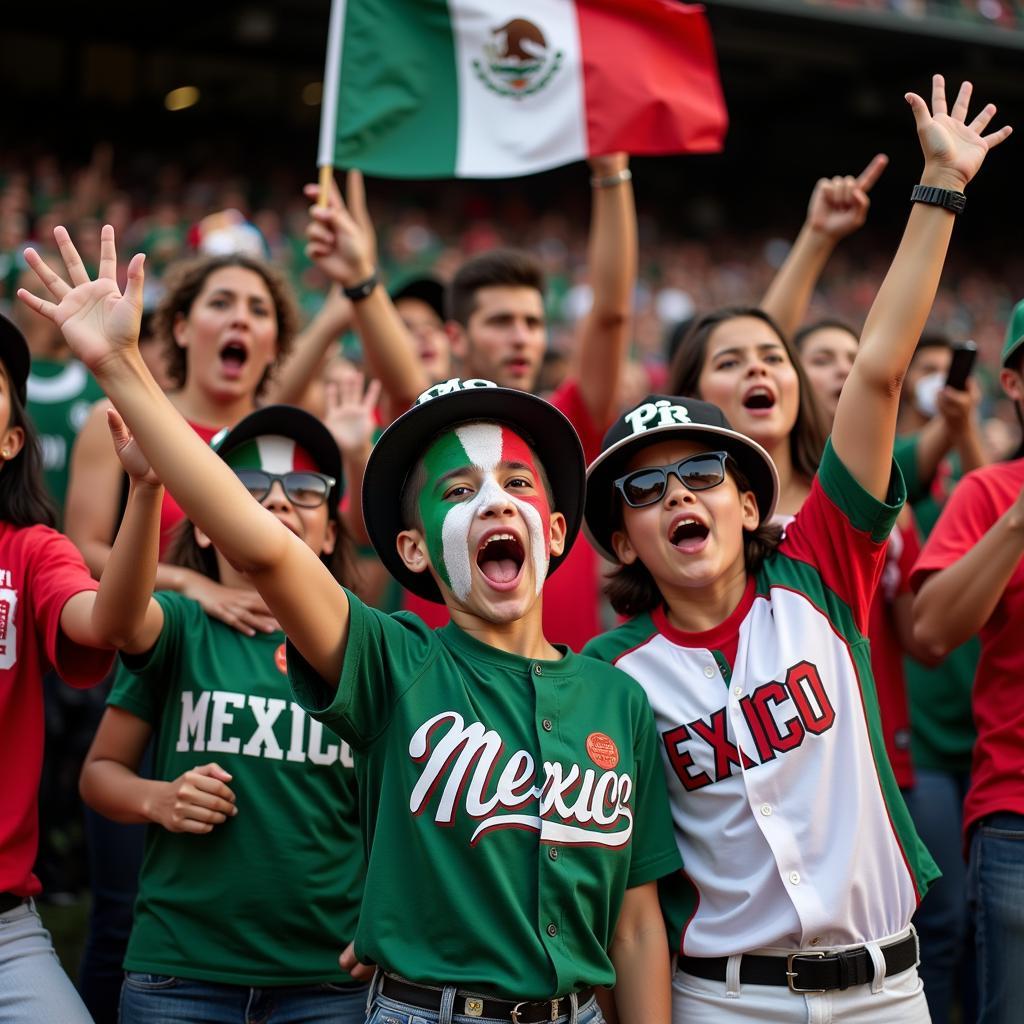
[946,341,977,391]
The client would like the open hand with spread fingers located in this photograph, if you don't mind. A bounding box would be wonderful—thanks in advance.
[17,224,144,377]
[908,74,1012,191]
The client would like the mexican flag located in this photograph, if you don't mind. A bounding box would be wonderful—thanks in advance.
[317,0,728,179]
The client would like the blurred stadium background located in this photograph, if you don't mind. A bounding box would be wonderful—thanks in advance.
[5,0,1022,972]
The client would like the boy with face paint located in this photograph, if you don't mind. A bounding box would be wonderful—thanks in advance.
[19,222,680,1024]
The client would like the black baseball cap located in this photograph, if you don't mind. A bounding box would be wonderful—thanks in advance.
[584,394,779,563]
[210,404,343,513]
[390,274,446,322]
[0,313,30,405]
[363,377,585,602]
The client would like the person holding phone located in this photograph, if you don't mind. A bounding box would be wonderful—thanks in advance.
[913,298,1024,1024]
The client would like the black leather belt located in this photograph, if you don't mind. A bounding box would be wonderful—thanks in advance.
[0,892,25,914]
[379,974,595,1023]
[679,932,918,993]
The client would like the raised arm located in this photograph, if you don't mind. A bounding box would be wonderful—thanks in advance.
[322,369,381,548]
[19,226,351,685]
[305,171,428,410]
[263,284,353,406]
[66,399,279,637]
[60,409,165,652]
[573,153,636,427]
[832,76,1010,500]
[761,154,887,339]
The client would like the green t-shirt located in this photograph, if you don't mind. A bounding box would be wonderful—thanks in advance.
[289,593,681,1000]
[894,435,978,773]
[26,358,103,518]
[109,591,364,986]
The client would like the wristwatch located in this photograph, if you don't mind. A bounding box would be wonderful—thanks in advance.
[343,270,379,301]
[910,184,966,215]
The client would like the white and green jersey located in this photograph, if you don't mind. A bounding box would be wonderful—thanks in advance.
[288,593,681,999]
[585,442,939,957]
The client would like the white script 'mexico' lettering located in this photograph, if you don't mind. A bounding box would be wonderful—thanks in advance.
[408,712,633,847]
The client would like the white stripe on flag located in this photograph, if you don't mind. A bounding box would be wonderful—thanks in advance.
[317,0,348,168]
[451,0,587,178]
[256,436,298,475]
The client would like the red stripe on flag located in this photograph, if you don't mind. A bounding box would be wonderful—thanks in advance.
[576,0,728,157]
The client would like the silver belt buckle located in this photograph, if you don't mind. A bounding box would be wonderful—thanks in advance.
[786,951,827,993]
[510,995,561,1022]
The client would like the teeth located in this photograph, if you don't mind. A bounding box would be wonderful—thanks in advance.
[480,533,516,550]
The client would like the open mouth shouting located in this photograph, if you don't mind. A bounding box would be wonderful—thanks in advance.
[476,529,527,590]
[741,385,776,415]
[668,513,710,554]
[218,339,250,380]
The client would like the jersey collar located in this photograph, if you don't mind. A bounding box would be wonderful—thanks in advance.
[438,620,577,676]
[652,575,756,651]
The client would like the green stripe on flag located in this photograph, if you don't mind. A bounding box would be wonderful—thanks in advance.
[332,0,459,177]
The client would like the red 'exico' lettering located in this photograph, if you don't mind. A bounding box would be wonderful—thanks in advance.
[752,682,805,753]
[687,708,756,779]
[739,695,776,764]
[785,661,835,735]
[663,724,712,791]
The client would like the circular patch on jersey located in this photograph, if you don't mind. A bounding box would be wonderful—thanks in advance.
[274,643,288,675]
[586,732,619,770]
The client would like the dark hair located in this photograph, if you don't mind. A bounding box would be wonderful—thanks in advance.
[448,249,545,327]
[153,254,299,395]
[913,331,953,356]
[0,372,57,528]
[793,318,859,352]
[668,306,828,482]
[604,460,783,617]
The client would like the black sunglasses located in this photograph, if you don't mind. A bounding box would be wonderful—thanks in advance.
[234,469,336,508]
[614,451,730,508]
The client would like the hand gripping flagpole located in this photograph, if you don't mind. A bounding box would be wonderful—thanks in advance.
[316,0,347,207]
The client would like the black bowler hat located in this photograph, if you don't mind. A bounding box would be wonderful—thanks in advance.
[584,394,779,563]
[363,377,585,603]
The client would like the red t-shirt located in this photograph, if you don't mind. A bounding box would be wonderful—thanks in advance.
[911,458,1024,836]
[158,421,222,557]
[0,524,113,896]
[401,378,607,650]
[867,518,920,790]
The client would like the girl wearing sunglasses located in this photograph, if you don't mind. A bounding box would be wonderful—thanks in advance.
[77,405,369,1024]
[582,78,1010,1022]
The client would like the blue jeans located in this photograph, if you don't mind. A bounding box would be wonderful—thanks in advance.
[365,975,606,1024]
[968,813,1024,1024]
[119,972,369,1024]
[0,899,94,1024]
[906,767,975,1024]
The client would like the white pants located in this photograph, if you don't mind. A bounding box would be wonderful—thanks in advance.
[672,928,932,1024]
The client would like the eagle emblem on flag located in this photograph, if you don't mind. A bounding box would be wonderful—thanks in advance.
[472,17,563,99]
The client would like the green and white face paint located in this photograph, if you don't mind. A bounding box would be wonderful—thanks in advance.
[417,423,551,601]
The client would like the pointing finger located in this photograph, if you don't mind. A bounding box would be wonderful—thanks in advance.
[855,153,888,192]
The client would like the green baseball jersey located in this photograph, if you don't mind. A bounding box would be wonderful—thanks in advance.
[894,434,977,773]
[26,358,103,517]
[288,593,681,1000]
[109,591,364,986]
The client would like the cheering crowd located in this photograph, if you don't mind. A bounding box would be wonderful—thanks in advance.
[1,73,1022,1024]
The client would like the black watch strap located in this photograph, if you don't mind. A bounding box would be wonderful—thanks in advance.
[342,270,378,301]
[910,184,966,215]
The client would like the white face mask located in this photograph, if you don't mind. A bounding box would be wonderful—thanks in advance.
[914,372,945,419]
